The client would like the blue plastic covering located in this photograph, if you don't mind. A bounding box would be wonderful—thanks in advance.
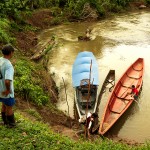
[72,51,99,87]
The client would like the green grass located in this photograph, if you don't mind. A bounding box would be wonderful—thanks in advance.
[0,18,15,43]
[0,110,149,150]
[26,108,42,121]
[14,59,49,106]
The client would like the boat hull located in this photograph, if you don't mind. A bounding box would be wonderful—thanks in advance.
[99,58,144,135]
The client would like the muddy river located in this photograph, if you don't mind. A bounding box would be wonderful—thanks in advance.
[38,10,150,143]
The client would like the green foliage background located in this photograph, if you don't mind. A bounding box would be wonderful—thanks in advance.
[0,0,150,149]
[0,0,149,43]
[0,111,148,150]
[0,18,15,43]
[14,59,49,106]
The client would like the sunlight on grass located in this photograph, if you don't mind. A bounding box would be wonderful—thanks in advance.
[0,110,149,150]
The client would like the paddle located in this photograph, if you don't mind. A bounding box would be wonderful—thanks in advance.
[130,99,141,111]
[130,95,140,109]
[132,98,139,105]
[85,59,92,138]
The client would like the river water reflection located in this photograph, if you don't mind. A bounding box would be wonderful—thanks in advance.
[38,10,150,143]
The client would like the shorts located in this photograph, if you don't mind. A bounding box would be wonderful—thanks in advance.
[0,97,15,106]
[134,95,138,100]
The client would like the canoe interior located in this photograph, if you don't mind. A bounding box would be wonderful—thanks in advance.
[97,70,115,112]
[101,70,115,93]
[100,58,144,135]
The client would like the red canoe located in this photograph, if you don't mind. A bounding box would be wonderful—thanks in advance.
[99,58,144,135]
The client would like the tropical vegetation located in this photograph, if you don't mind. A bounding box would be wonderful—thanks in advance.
[0,110,149,149]
[0,0,150,149]
[0,0,149,44]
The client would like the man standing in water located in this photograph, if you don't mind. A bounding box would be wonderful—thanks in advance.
[0,44,16,127]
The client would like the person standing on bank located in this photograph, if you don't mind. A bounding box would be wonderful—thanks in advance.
[0,44,16,127]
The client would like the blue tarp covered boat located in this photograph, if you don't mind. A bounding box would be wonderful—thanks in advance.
[72,51,99,120]
[72,51,99,87]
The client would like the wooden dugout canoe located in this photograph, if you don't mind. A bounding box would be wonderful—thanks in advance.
[99,58,144,135]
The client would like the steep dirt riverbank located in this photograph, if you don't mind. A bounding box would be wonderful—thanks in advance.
[14,8,81,143]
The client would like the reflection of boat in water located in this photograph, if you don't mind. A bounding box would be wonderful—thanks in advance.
[72,51,99,120]
[99,58,144,135]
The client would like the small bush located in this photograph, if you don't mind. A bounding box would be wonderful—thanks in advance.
[0,18,15,43]
[14,59,49,106]
[50,17,63,25]
[145,0,150,4]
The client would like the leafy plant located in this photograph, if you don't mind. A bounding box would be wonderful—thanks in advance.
[145,0,150,4]
[14,59,49,106]
[26,109,42,121]
[0,18,15,43]
[1,111,149,149]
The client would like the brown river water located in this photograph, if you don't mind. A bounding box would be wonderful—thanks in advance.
[38,10,150,143]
